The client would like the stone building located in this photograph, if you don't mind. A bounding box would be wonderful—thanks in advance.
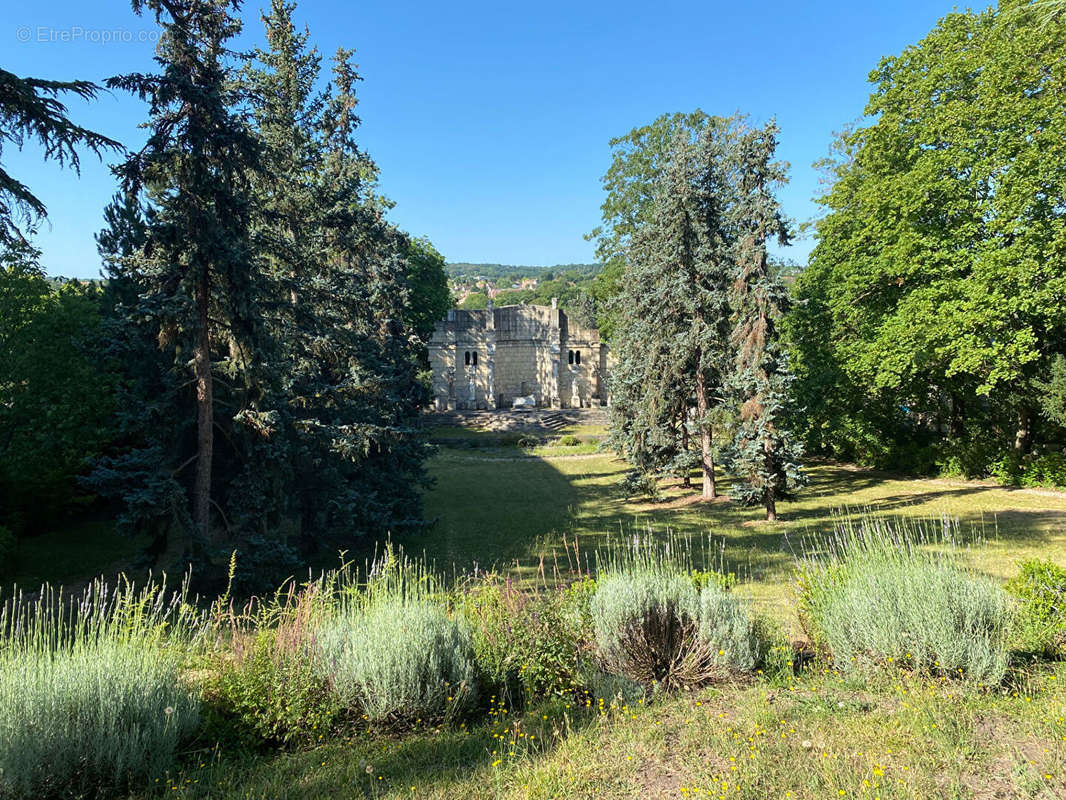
[428,299,609,410]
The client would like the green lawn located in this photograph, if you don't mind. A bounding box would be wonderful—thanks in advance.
[407,449,1066,631]
[5,520,150,590]
[148,661,1066,799]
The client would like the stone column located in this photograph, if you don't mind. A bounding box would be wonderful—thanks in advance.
[486,341,496,410]
[549,343,561,408]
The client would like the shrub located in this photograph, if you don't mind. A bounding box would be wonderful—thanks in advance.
[0,580,201,799]
[617,469,661,501]
[798,518,1013,685]
[558,434,582,447]
[201,585,339,748]
[517,435,540,448]
[1006,559,1066,658]
[460,577,592,707]
[314,597,477,727]
[590,569,760,690]
[991,451,1066,488]
[0,525,15,578]
[1021,452,1066,488]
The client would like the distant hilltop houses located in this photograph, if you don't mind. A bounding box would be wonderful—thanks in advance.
[429,298,609,411]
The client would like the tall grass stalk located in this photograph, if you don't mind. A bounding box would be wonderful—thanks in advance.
[0,577,203,798]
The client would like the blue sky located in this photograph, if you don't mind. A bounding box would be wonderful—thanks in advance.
[5,0,964,278]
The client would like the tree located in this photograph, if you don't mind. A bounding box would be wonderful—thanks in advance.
[726,123,806,521]
[608,124,738,499]
[0,244,115,533]
[403,237,451,344]
[587,111,727,340]
[792,2,1066,473]
[104,0,266,551]
[0,69,121,247]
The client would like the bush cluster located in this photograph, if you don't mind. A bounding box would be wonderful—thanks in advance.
[798,519,1014,685]
[315,597,477,726]
[460,577,593,706]
[0,581,202,800]
[1,521,1058,799]
[590,569,762,689]
[1006,559,1066,658]
[617,469,661,501]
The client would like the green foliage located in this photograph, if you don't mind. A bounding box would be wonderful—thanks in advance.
[404,237,453,343]
[587,110,725,340]
[791,4,1066,470]
[1035,355,1066,428]
[990,450,1066,488]
[314,596,477,728]
[201,586,339,748]
[798,519,1013,685]
[458,291,489,309]
[1019,452,1066,488]
[0,244,116,533]
[558,434,582,447]
[1005,559,1066,658]
[460,578,592,707]
[616,469,661,501]
[91,2,430,583]
[725,123,806,519]
[0,580,201,799]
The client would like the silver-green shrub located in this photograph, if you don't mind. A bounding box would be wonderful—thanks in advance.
[590,568,760,689]
[314,596,477,726]
[799,517,1013,685]
[0,580,201,799]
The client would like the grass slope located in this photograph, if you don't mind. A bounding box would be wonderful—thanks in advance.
[411,439,1066,631]
[147,663,1066,799]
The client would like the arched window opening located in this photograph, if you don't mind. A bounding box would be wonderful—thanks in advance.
[464,351,470,366]
[472,351,478,366]
[568,350,574,365]
[575,351,581,365]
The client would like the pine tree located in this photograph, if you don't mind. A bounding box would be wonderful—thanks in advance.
[0,69,121,247]
[725,123,806,522]
[608,125,737,499]
[104,0,267,549]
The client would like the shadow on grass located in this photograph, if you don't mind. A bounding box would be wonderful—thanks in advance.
[162,702,600,800]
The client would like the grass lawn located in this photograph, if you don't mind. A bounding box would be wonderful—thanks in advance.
[45,428,1066,800]
[149,661,1066,799]
[5,519,150,590]
[408,445,1066,632]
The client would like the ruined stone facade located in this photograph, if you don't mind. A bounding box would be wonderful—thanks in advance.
[428,300,609,410]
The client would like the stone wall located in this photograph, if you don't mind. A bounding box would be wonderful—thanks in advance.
[428,303,609,410]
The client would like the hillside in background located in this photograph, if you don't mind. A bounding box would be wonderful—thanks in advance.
[445,262,601,280]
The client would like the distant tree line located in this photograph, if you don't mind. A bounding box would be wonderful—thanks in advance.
[0,0,450,588]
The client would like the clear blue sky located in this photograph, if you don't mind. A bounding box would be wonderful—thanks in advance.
[5,0,965,278]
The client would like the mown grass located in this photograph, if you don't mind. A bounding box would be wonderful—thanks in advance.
[416,446,1066,632]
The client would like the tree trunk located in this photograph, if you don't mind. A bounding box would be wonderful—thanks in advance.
[680,412,691,488]
[949,393,965,438]
[193,276,213,541]
[766,493,777,523]
[695,373,716,500]
[1014,407,1032,455]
